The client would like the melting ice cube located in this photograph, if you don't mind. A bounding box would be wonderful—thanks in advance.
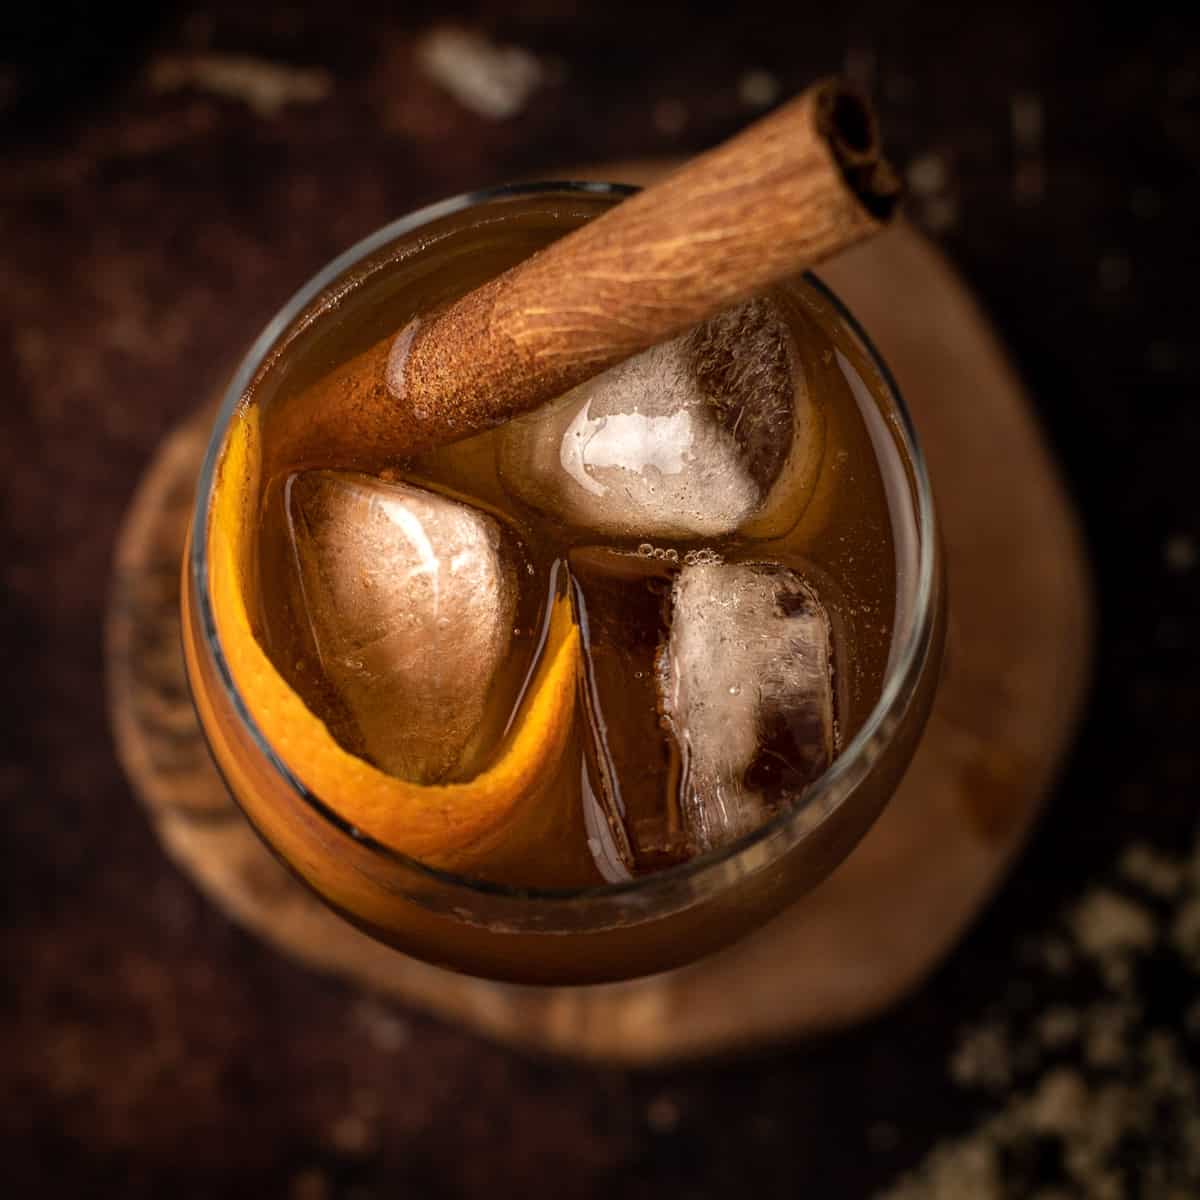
[284,470,519,783]
[658,560,836,851]
[497,298,816,539]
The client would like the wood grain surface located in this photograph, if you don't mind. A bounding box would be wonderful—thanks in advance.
[106,213,1091,1063]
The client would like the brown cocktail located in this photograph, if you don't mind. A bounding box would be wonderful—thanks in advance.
[182,182,943,984]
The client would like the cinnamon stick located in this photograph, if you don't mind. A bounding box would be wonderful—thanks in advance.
[272,78,898,465]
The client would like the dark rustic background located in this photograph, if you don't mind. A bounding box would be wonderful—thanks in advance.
[3,2,1199,1196]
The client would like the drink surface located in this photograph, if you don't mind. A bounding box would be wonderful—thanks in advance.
[238,208,904,891]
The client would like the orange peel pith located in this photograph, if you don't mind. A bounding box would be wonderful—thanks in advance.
[207,406,580,867]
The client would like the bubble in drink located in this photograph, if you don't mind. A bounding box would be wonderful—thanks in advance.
[658,561,836,851]
[283,470,519,783]
[496,298,822,539]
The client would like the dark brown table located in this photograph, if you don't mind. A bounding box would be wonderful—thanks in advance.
[4,2,1198,1195]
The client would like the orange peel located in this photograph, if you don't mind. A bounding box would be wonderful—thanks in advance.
[206,405,580,868]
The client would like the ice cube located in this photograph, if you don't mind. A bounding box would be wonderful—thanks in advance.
[568,547,691,875]
[496,297,816,539]
[283,470,519,783]
[659,561,836,851]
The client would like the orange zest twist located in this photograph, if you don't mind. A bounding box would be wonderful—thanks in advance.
[207,406,581,868]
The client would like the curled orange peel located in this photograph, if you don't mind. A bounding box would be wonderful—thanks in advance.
[206,406,580,867]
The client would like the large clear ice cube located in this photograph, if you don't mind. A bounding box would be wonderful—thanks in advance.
[659,560,836,851]
[497,298,815,539]
[284,470,519,783]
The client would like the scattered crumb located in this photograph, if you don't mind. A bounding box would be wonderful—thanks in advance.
[904,153,957,233]
[1163,534,1197,576]
[1068,888,1155,959]
[1010,92,1044,153]
[950,1021,1012,1091]
[906,153,948,197]
[1025,1067,1086,1135]
[881,1036,1195,1198]
[1121,842,1186,893]
[653,98,689,136]
[738,69,780,109]
[148,54,331,118]
[646,1093,681,1133]
[881,1137,1001,1200]
[415,28,543,120]
[352,997,411,1052]
[878,831,1200,1196]
[1084,1003,1137,1070]
[329,1112,375,1155]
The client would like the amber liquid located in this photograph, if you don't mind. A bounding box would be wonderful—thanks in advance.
[246,201,902,892]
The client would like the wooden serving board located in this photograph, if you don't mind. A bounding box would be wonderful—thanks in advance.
[106,189,1092,1064]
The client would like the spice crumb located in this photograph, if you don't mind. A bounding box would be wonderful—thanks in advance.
[738,70,779,109]
[148,54,332,118]
[906,153,948,197]
[1163,535,1197,575]
[416,28,543,120]
[1068,888,1155,959]
[877,831,1200,1196]
[352,998,410,1051]
[950,1021,1011,1091]
[329,1112,374,1155]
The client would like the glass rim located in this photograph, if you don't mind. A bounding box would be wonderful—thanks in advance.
[190,180,939,908]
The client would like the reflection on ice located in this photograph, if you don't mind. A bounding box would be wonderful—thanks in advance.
[284,470,519,783]
[660,561,836,850]
[498,298,816,539]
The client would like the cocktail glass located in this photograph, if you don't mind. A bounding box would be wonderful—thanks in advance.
[181,183,945,986]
